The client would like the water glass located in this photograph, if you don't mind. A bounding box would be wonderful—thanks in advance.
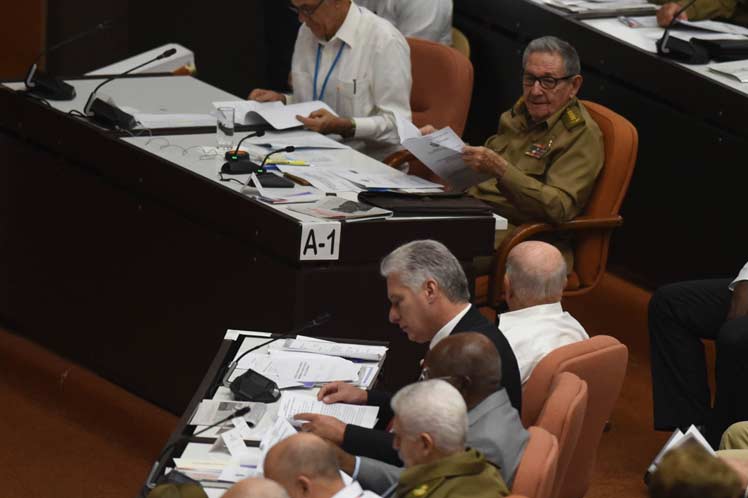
[216,107,235,150]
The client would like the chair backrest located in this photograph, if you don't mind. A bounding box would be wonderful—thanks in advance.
[407,37,474,136]
[535,373,588,498]
[451,27,471,59]
[522,335,628,498]
[511,426,559,498]
[573,100,638,288]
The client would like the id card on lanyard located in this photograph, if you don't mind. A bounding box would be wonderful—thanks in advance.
[313,42,346,101]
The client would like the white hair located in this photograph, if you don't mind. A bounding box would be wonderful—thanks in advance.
[391,379,468,454]
[380,240,470,303]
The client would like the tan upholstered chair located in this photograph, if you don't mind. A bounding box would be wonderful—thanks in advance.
[475,100,638,308]
[535,373,588,498]
[511,426,559,498]
[384,37,474,182]
[522,335,628,498]
[451,27,471,59]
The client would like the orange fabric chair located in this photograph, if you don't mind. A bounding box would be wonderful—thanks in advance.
[522,335,628,498]
[384,37,474,182]
[511,426,559,498]
[475,100,638,308]
[535,373,588,498]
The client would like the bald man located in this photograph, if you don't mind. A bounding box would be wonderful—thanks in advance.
[346,333,528,494]
[222,478,290,498]
[264,433,380,498]
[500,241,588,383]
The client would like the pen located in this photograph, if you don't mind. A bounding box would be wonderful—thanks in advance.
[617,16,641,28]
[266,160,309,166]
[353,79,357,95]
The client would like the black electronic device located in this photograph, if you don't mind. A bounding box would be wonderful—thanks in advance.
[656,0,710,64]
[246,146,297,188]
[224,130,266,161]
[221,313,331,403]
[83,47,177,129]
[23,20,114,101]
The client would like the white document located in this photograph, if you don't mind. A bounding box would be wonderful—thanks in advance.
[213,100,338,130]
[257,417,298,474]
[276,166,362,193]
[679,19,748,36]
[132,113,216,129]
[277,339,387,361]
[269,350,360,383]
[709,60,748,82]
[279,391,379,428]
[190,400,267,427]
[647,425,716,474]
[232,355,304,389]
[217,426,250,457]
[401,127,492,191]
[335,169,442,190]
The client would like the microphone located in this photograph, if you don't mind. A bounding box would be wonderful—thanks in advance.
[656,0,709,64]
[224,130,266,162]
[24,20,115,101]
[143,406,253,491]
[83,47,178,130]
[243,146,297,188]
[222,313,332,403]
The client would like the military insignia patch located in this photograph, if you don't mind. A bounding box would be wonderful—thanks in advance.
[525,139,553,159]
[562,107,585,129]
[412,484,429,497]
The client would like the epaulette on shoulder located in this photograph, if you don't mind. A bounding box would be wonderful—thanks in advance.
[562,104,585,130]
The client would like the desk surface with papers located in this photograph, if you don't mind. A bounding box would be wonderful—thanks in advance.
[0,74,497,415]
[140,332,389,497]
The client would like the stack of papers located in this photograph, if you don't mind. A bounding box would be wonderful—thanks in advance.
[213,100,338,129]
[189,400,267,429]
[288,197,393,221]
[543,0,656,15]
[279,391,379,428]
[709,60,748,82]
[646,425,715,476]
[236,350,361,386]
[274,338,388,361]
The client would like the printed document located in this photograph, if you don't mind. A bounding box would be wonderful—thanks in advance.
[213,100,338,130]
[276,338,387,361]
[237,351,360,383]
[257,417,298,474]
[279,391,379,428]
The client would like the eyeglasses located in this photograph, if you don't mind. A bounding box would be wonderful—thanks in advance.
[522,73,576,90]
[288,0,326,17]
[419,367,470,386]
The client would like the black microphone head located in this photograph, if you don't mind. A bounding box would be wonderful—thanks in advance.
[160,48,177,59]
[285,146,296,153]
[234,406,251,417]
[256,130,265,137]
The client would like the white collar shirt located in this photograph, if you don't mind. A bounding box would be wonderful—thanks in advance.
[333,480,382,498]
[355,0,453,45]
[289,2,412,160]
[730,261,748,290]
[429,303,472,350]
[499,302,589,384]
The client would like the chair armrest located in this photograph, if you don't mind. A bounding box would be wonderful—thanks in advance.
[488,215,623,305]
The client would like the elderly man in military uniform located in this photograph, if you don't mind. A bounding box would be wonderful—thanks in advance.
[655,0,748,27]
[386,379,509,498]
[462,36,604,270]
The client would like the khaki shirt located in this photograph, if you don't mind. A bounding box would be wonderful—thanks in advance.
[677,0,748,25]
[395,449,509,498]
[468,98,604,226]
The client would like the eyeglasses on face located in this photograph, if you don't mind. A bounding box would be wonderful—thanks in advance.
[289,0,326,17]
[522,73,576,90]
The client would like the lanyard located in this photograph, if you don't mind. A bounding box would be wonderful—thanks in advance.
[313,42,345,101]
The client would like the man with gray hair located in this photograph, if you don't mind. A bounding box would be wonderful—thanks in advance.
[295,239,521,465]
[387,379,509,498]
[460,36,604,269]
[500,240,588,383]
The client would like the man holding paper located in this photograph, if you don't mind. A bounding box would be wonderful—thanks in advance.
[248,0,412,160]
[655,0,748,27]
[458,37,604,270]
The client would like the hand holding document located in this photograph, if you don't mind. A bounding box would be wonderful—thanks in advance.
[279,391,379,428]
[395,114,492,191]
[213,100,338,130]
[646,425,715,478]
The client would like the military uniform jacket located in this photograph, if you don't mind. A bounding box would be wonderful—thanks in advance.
[665,0,748,25]
[394,449,509,498]
[468,97,604,226]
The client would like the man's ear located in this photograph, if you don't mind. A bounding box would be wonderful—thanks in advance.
[424,279,439,303]
[503,274,512,298]
[420,432,436,454]
[570,74,583,98]
[297,475,313,497]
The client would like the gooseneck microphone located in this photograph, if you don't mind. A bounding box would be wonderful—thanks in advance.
[143,406,251,491]
[83,47,177,129]
[243,146,297,188]
[222,313,332,403]
[24,20,114,100]
[656,0,709,64]
[224,130,266,162]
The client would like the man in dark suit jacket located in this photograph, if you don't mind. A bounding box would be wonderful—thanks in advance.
[295,240,521,465]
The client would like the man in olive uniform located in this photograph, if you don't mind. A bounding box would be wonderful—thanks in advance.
[464,36,603,269]
[655,0,748,27]
[388,380,509,498]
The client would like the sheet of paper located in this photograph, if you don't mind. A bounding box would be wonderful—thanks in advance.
[276,166,362,193]
[402,127,492,191]
[709,60,748,82]
[213,100,338,129]
[279,391,379,428]
[679,19,748,36]
[212,100,284,125]
[335,169,442,190]
[257,417,298,474]
[275,338,387,361]
[221,426,250,457]
[268,350,360,382]
[231,356,304,389]
[190,400,267,427]
[394,112,422,141]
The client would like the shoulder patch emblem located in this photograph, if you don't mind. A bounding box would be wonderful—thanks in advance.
[562,107,585,130]
[411,484,429,497]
